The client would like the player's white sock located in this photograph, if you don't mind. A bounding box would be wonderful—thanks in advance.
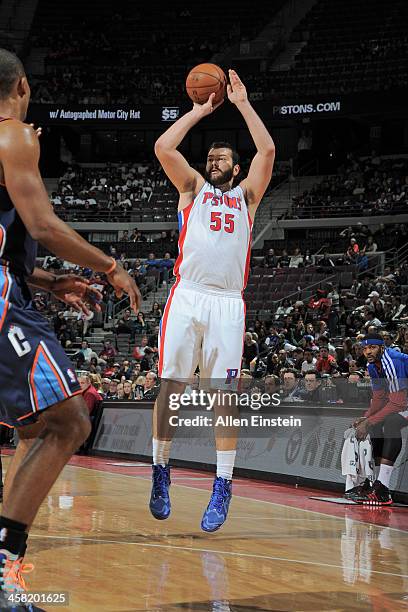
[377,464,393,488]
[153,438,171,467]
[345,475,355,491]
[216,450,236,481]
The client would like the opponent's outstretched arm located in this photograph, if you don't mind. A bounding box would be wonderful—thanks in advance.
[228,70,275,209]
[0,122,141,312]
[155,94,223,194]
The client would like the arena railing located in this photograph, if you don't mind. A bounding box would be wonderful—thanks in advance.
[268,252,384,308]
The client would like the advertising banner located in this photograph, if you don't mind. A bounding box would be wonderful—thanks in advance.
[93,403,408,494]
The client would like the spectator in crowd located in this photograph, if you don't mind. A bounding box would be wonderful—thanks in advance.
[118,360,133,379]
[316,346,337,374]
[281,369,301,400]
[265,248,279,268]
[89,357,102,375]
[289,248,303,268]
[278,250,290,267]
[292,347,304,371]
[133,312,149,335]
[140,347,156,373]
[115,309,134,335]
[116,383,125,399]
[301,348,317,373]
[298,370,321,403]
[100,377,111,398]
[99,339,117,361]
[141,371,160,400]
[317,252,335,270]
[327,282,340,336]
[264,374,280,395]
[132,335,150,360]
[352,341,367,369]
[123,380,134,400]
[308,290,331,322]
[78,373,103,415]
[74,340,98,367]
[106,379,119,399]
[242,332,259,369]
[148,325,160,352]
[150,302,162,321]
[274,299,293,320]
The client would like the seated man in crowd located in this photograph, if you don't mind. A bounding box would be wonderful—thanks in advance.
[140,347,156,373]
[74,340,98,368]
[316,346,337,375]
[78,373,103,416]
[115,309,134,335]
[281,369,302,401]
[139,371,160,401]
[301,348,317,373]
[298,370,321,403]
[99,339,117,362]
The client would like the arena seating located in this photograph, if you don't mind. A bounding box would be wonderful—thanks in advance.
[245,0,408,98]
[286,154,408,219]
[29,0,285,105]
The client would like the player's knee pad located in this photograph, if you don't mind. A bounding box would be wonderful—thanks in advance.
[382,413,407,437]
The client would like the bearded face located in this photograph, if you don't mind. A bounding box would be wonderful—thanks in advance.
[204,147,238,187]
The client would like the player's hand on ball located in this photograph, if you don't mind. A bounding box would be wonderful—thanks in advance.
[227,69,248,105]
[193,92,224,117]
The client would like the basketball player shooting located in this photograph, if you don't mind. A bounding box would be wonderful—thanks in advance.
[150,69,275,532]
[0,48,140,609]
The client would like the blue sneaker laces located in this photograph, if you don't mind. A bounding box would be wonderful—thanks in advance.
[152,466,170,497]
[211,478,230,511]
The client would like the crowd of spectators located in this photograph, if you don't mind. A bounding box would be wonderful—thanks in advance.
[287,153,408,219]
[239,257,408,405]
[29,2,282,105]
[36,235,408,410]
[260,221,407,279]
[50,161,175,222]
[28,0,408,104]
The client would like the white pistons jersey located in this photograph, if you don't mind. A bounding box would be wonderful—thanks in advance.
[174,181,252,292]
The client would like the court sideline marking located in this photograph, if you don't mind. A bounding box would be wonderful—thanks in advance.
[27,532,408,580]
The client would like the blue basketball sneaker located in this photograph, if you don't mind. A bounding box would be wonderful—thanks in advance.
[201,477,232,532]
[149,464,171,520]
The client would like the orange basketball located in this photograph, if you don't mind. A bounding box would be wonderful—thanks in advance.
[186,63,227,105]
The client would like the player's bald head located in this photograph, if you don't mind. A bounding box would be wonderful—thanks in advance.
[0,49,25,100]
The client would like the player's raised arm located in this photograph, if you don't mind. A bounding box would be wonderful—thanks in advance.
[0,121,141,311]
[227,70,275,211]
[155,94,222,195]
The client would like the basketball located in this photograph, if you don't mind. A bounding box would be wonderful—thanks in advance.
[186,63,227,105]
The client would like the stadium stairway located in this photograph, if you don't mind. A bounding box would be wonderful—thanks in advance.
[253,174,324,248]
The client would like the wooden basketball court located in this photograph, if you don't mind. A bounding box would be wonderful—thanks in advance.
[4,454,408,611]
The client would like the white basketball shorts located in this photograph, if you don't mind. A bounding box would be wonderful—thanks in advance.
[158,279,245,385]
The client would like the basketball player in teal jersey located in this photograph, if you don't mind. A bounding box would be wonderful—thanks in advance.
[0,48,141,609]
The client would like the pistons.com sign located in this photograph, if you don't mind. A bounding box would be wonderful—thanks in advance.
[273,101,341,115]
